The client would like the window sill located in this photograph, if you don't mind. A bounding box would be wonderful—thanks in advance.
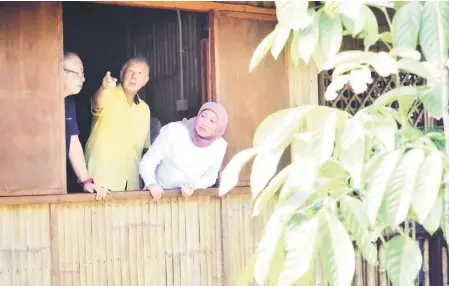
[0,187,251,205]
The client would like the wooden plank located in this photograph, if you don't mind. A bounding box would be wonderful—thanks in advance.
[0,2,64,195]
[216,10,277,21]
[191,198,201,286]
[71,204,81,285]
[184,198,195,286]
[93,1,276,15]
[98,202,108,286]
[50,204,60,286]
[164,199,174,286]
[120,203,130,285]
[156,200,167,286]
[211,13,289,185]
[0,187,252,205]
[128,200,138,286]
[198,197,208,285]
[177,197,188,286]
[0,189,62,197]
[141,200,151,286]
[84,203,94,286]
[112,203,122,286]
[221,196,231,286]
[171,198,181,286]
[135,200,145,286]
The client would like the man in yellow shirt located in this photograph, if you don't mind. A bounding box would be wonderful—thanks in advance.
[85,57,151,191]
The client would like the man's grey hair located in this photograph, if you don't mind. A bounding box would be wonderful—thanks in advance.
[120,56,150,81]
[63,51,79,62]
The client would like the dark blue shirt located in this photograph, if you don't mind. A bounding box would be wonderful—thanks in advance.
[65,96,80,158]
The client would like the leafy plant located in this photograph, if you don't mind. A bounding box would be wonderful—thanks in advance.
[219,1,449,285]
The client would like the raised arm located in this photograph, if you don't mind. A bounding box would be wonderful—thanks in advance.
[92,71,117,112]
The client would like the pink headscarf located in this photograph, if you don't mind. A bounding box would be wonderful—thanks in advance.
[183,102,229,148]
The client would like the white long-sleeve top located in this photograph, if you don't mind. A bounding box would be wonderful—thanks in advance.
[139,121,228,190]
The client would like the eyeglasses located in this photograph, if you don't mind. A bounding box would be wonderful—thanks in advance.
[64,68,84,78]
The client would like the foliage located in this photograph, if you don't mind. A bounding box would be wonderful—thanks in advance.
[220,1,449,285]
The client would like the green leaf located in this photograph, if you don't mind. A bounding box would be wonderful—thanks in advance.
[392,2,421,50]
[253,107,310,152]
[238,253,256,286]
[412,151,443,222]
[275,0,312,30]
[361,6,379,39]
[277,216,319,285]
[293,267,315,286]
[380,31,392,43]
[442,2,449,45]
[313,111,338,165]
[250,150,285,198]
[363,109,398,152]
[319,11,343,61]
[364,149,404,226]
[339,119,365,189]
[393,1,406,11]
[271,26,291,60]
[325,74,350,101]
[333,63,365,78]
[419,1,448,66]
[254,192,306,284]
[364,32,392,50]
[219,148,257,196]
[318,158,348,180]
[422,191,443,235]
[306,106,350,131]
[385,235,423,286]
[339,2,365,35]
[299,9,319,64]
[340,196,378,265]
[420,84,445,119]
[279,133,318,202]
[249,29,277,72]
[379,148,425,227]
[373,86,420,117]
[397,58,434,79]
[319,210,355,286]
[253,164,292,216]
[390,48,421,61]
[371,52,398,77]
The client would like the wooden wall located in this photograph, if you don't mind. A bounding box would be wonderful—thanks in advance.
[0,2,64,196]
[211,11,290,185]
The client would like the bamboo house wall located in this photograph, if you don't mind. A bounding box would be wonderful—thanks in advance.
[0,1,447,286]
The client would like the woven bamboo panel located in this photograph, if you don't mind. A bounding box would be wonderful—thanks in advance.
[0,194,439,286]
[221,192,275,286]
[0,204,51,286]
[320,70,427,128]
[52,197,223,286]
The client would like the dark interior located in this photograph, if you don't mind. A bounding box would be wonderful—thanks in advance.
[62,2,209,191]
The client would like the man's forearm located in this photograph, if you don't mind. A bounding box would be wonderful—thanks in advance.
[92,87,105,111]
[68,135,90,182]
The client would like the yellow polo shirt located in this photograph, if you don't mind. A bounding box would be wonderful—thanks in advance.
[85,85,151,191]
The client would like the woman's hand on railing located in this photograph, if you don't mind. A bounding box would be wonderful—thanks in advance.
[144,184,163,200]
[181,184,195,197]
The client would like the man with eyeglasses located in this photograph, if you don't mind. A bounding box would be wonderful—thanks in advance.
[64,52,109,200]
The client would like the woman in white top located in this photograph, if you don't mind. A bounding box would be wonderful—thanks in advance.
[139,102,229,199]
